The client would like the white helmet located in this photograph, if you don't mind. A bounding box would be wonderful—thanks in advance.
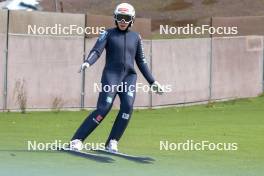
[114,3,135,25]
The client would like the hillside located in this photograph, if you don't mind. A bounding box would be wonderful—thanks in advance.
[40,0,264,32]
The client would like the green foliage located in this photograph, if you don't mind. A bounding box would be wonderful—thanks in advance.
[13,79,27,114]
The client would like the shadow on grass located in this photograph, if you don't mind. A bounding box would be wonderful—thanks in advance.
[93,149,155,164]
[0,149,115,163]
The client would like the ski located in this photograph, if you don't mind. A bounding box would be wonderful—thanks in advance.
[92,149,155,164]
[56,147,114,163]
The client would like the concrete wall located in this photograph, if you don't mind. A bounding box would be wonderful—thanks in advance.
[152,38,211,106]
[1,9,264,110]
[0,10,8,110]
[7,10,85,109]
[212,16,264,37]
[9,10,85,36]
[211,36,263,99]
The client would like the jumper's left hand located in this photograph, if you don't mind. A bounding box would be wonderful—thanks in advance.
[151,81,164,95]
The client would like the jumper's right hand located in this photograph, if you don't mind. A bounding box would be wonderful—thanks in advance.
[78,62,90,73]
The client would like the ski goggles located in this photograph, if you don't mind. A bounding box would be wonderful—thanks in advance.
[115,14,133,23]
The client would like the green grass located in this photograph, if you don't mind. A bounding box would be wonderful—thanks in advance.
[0,96,264,176]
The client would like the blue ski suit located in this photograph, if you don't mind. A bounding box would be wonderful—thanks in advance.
[72,27,155,146]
